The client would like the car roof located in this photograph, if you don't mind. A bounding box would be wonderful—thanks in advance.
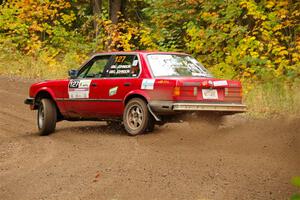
[91,51,189,56]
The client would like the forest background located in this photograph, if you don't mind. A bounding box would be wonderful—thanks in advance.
[0,0,299,116]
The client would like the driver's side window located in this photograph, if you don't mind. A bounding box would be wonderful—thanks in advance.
[78,55,111,78]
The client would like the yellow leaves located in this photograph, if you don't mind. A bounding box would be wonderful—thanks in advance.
[140,27,158,50]
[278,50,288,56]
[277,1,289,7]
[29,21,43,32]
[0,0,77,54]
[266,0,275,9]
[266,60,274,68]
[250,51,259,58]
[274,57,283,64]
[272,46,287,56]
[243,71,251,77]
[202,12,218,18]
[240,0,267,20]
[61,12,76,26]
[96,19,150,51]
[292,53,300,63]
[273,24,283,31]
[239,1,248,8]
[276,9,288,19]
[187,9,196,15]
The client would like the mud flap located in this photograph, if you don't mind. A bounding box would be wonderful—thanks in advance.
[147,104,161,122]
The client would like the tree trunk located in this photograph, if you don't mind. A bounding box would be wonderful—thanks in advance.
[109,0,123,24]
[91,0,102,30]
[92,0,101,16]
[121,0,127,19]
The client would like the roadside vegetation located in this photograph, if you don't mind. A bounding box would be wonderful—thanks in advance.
[0,0,299,116]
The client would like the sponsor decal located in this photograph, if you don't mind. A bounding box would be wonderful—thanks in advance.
[109,86,118,96]
[157,80,170,84]
[68,79,91,99]
[141,79,155,90]
[229,83,239,87]
[132,60,139,66]
[213,80,228,87]
[183,82,200,86]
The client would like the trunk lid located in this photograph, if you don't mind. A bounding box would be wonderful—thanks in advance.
[159,77,242,103]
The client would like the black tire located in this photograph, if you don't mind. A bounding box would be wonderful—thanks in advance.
[123,98,151,136]
[37,98,57,136]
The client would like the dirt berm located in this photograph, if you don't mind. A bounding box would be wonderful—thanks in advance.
[0,76,299,200]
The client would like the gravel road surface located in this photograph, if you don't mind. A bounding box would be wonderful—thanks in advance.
[0,76,299,200]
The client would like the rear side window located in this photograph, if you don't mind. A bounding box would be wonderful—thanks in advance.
[104,55,140,78]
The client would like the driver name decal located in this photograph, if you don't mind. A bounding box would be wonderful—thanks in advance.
[68,80,92,99]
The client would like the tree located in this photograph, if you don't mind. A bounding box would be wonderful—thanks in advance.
[109,0,126,24]
[91,0,102,35]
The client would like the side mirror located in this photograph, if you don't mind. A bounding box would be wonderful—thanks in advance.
[68,69,78,79]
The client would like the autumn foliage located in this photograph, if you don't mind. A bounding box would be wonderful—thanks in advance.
[0,0,299,85]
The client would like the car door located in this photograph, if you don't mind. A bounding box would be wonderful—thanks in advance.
[90,54,142,116]
[65,55,113,118]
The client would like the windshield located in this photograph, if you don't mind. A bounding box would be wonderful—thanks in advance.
[147,54,212,77]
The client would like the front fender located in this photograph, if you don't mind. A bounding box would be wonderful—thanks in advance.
[33,87,56,100]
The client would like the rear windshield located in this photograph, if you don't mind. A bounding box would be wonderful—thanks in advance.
[147,54,212,77]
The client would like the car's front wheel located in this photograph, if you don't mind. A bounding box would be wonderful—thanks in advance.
[123,98,153,136]
[37,98,57,136]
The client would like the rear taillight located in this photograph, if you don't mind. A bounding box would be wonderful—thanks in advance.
[223,87,243,103]
[173,87,180,96]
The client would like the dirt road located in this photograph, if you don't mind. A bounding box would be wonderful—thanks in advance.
[0,76,299,200]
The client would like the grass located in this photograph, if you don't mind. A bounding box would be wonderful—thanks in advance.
[244,80,300,118]
[0,44,84,79]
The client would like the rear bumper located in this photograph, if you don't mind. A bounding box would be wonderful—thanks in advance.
[149,101,246,114]
[173,102,246,112]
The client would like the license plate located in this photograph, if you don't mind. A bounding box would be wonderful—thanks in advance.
[202,89,218,99]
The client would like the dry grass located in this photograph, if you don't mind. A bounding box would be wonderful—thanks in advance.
[0,44,82,79]
[244,80,300,118]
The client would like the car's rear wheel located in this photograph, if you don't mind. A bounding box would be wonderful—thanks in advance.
[123,98,152,136]
[37,98,57,136]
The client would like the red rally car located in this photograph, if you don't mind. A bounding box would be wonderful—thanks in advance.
[25,51,246,136]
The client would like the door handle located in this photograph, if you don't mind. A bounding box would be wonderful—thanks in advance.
[91,83,97,87]
[124,82,131,87]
